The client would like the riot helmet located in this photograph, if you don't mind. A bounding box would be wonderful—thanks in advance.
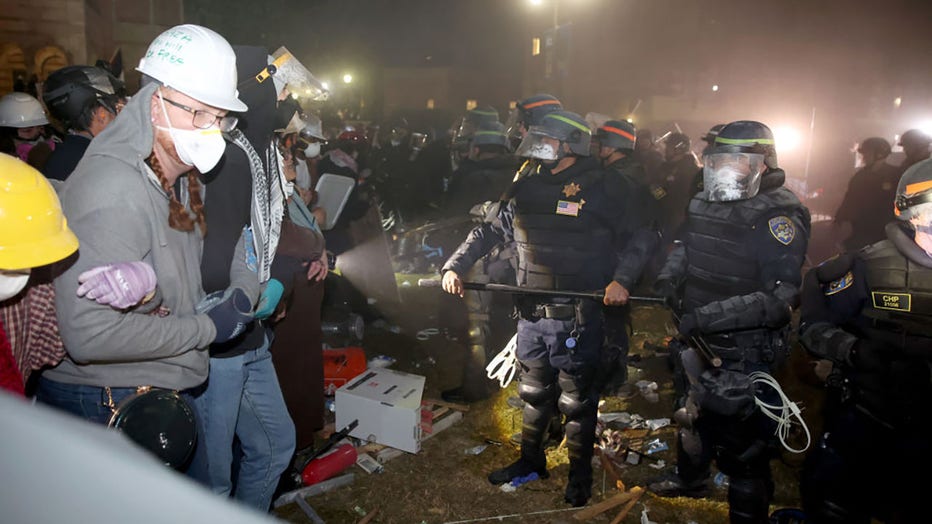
[452,105,498,152]
[42,65,126,131]
[702,120,775,202]
[505,93,562,143]
[664,132,691,161]
[899,129,932,162]
[515,110,591,160]
[895,158,932,256]
[469,121,509,160]
[856,137,892,166]
[701,124,726,145]
[597,120,637,152]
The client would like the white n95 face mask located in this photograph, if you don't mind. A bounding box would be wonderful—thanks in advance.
[157,93,227,173]
[303,142,321,159]
[0,269,30,301]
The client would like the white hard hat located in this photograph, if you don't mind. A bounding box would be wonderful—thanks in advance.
[0,93,49,128]
[136,24,247,112]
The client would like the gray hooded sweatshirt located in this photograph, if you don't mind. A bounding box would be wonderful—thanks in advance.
[46,83,257,390]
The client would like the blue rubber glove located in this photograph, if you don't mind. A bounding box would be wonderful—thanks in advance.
[254,279,284,320]
[198,288,253,343]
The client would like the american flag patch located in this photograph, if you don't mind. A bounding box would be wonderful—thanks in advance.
[556,200,579,217]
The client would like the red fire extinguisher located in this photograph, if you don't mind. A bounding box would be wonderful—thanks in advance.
[301,444,358,486]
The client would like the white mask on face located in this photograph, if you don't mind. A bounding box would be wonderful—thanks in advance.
[303,142,321,158]
[156,93,227,173]
[0,270,30,301]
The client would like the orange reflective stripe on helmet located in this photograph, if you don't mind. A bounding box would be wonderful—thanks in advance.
[601,126,635,142]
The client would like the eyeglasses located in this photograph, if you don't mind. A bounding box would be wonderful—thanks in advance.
[161,95,238,132]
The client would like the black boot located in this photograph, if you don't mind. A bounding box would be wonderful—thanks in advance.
[647,471,711,498]
[564,458,593,507]
[488,455,549,485]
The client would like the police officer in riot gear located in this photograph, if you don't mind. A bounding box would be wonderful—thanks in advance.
[439,122,521,403]
[594,119,660,395]
[442,111,643,507]
[649,121,811,524]
[798,158,932,523]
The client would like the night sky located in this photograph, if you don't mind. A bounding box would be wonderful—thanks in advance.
[187,0,932,197]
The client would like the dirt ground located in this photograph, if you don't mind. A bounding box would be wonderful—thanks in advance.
[274,273,825,524]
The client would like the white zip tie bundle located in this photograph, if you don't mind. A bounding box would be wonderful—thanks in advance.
[486,333,518,388]
[749,371,811,453]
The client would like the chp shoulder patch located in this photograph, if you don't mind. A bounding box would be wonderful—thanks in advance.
[824,271,853,296]
[768,216,796,245]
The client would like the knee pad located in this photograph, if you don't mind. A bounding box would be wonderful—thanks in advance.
[518,364,557,407]
[556,372,596,419]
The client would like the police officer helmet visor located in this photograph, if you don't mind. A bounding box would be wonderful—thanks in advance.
[514,125,562,160]
[702,152,766,202]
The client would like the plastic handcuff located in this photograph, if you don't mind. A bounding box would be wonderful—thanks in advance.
[486,333,518,388]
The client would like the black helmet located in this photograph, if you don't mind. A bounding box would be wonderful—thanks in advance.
[516,94,562,127]
[895,158,932,222]
[597,119,636,151]
[515,110,591,159]
[711,120,778,169]
[857,137,892,159]
[665,132,692,157]
[43,65,125,131]
[471,121,509,148]
[899,128,932,149]
[453,105,499,145]
[702,120,775,202]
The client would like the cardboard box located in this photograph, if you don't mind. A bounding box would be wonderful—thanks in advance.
[335,368,425,453]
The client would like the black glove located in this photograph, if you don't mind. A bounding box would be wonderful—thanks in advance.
[201,288,253,343]
[652,278,679,308]
[848,340,886,372]
[678,312,699,338]
[799,268,830,324]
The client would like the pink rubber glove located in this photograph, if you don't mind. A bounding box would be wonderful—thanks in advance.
[77,261,157,310]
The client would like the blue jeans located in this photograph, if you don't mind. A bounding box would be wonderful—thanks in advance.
[189,333,296,511]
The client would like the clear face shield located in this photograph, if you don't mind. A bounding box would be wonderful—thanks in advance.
[702,152,766,202]
[265,47,329,101]
[514,126,562,161]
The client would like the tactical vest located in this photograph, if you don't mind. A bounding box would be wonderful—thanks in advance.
[511,162,615,291]
[858,240,932,357]
[682,186,805,312]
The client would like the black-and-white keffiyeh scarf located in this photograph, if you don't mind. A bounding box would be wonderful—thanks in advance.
[227,129,289,283]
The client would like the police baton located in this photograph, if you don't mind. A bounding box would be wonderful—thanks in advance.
[669,308,722,368]
[416,278,666,304]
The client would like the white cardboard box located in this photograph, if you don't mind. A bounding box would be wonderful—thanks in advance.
[334,368,425,453]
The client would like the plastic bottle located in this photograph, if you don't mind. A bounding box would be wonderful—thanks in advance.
[301,444,358,486]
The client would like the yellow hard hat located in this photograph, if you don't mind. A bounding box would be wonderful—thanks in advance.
[0,153,79,269]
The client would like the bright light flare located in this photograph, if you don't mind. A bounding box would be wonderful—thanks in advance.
[529,0,544,5]
[342,73,353,84]
[321,81,330,91]
[773,125,802,153]
[916,120,932,138]
[712,84,719,92]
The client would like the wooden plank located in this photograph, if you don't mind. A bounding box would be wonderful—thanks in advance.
[609,487,644,524]
[572,490,636,521]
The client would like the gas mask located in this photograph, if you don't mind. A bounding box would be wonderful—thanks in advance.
[0,269,30,301]
[156,93,226,173]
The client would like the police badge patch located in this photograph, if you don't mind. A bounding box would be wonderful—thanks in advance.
[824,271,853,296]
[768,216,796,245]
